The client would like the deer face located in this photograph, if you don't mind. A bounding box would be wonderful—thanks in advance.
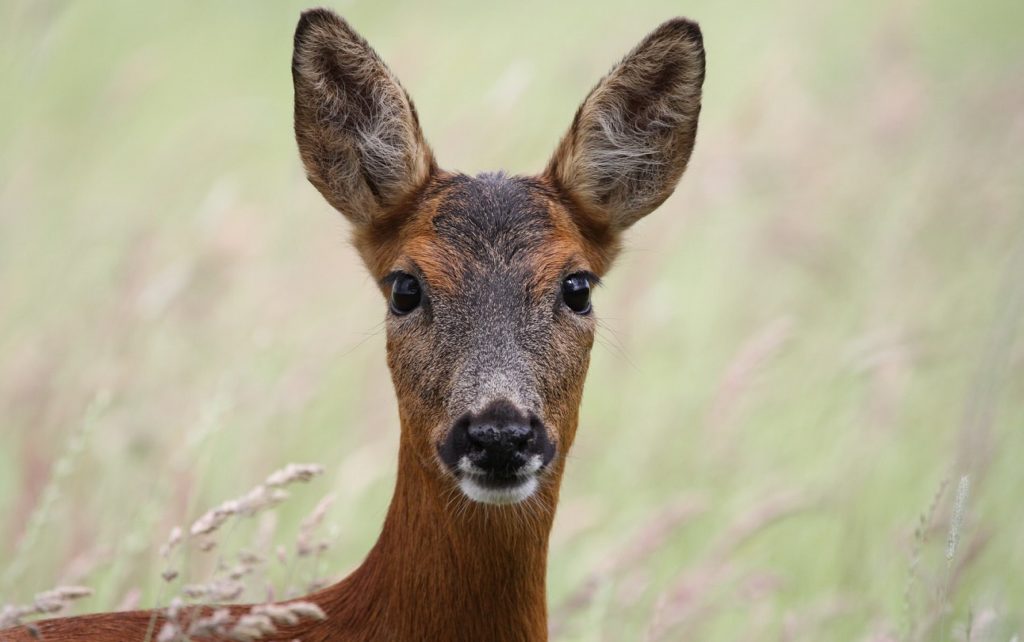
[292,10,704,505]
[381,174,603,505]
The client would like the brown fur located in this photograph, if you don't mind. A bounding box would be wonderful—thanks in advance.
[292,9,435,227]
[545,18,705,232]
[5,9,703,642]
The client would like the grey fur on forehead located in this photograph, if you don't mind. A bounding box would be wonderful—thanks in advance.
[430,172,555,263]
[420,174,566,420]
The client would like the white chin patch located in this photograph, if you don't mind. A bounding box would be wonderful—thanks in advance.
[459,476,538,505]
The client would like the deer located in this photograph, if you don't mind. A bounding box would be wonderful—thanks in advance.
[4,7,704,642]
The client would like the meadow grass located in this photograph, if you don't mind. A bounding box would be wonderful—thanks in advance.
[1,0,1023,639]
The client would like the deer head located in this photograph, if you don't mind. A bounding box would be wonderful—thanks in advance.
[292,9,704,507]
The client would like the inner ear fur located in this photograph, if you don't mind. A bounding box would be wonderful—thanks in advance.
[292,8,434,228]
[545,18,705,234]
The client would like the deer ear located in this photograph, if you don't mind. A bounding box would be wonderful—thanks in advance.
[292,9,434,227]
[545,19,705,232]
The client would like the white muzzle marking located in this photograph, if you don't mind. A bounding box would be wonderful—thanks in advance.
[457,455,542,505]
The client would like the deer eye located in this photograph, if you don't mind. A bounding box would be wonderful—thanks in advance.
[561,274,592,314]
[389,273,422,315]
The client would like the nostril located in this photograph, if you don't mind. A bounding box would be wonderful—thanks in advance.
[506,424,533,450]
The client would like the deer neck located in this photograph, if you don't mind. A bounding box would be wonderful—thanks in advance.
[317,436,563,641]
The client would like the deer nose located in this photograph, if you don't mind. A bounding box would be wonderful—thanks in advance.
[438,399,555,479]
[465,421,535,473]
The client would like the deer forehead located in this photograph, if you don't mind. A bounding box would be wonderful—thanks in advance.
[392,173,597,297]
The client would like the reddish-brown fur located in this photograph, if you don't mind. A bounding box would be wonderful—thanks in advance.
[5,8,703,642]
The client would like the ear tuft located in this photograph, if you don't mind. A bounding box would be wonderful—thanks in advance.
[546,18,705,232]
[293,8,336,53]
[292,8,434,226]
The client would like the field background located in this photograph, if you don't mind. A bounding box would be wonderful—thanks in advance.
[2,0,1023,639]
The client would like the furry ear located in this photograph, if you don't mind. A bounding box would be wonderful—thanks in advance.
[545,19,705,232]
[292,9,434,227]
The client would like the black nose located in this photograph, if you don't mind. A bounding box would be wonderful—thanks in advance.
[438,400,554,478]
[466,420,533,472]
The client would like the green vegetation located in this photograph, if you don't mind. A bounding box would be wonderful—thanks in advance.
[2,0,1022,639]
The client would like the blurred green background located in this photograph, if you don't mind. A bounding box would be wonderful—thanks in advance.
[2,0,1022,639]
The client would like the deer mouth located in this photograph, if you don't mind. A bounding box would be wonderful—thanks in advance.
[456,455,543,505]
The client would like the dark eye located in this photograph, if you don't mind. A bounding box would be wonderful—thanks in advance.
[561,274,592,314]
[389,273,422,315]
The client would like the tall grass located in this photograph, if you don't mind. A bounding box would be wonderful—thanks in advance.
[2,0,1023,639]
